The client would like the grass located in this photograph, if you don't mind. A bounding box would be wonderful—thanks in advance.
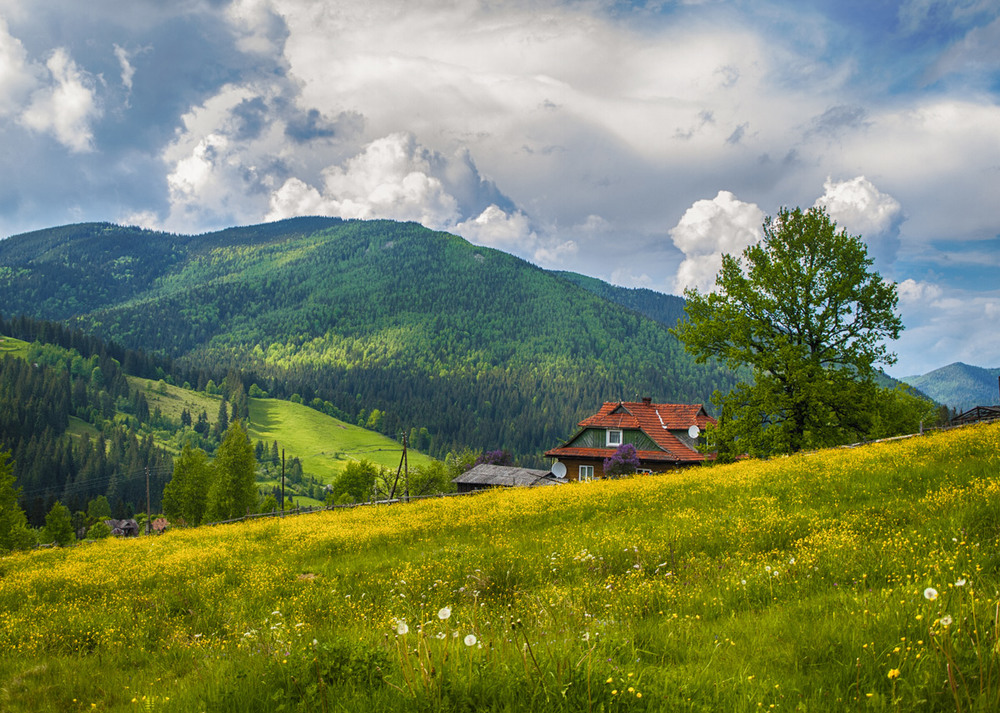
[0,334,29,359]
[130,376,223,427]
[130,376,435,484]
[246,397,436,482]
[1,422,998,711]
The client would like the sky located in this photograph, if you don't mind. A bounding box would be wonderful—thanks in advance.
[0,0,997,377]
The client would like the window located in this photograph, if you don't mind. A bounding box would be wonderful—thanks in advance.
[579,465,594,482]
[606,429,623,447]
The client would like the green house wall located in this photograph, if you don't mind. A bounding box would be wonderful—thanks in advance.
[565,428,660,452]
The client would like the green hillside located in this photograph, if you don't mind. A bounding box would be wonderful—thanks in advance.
[903,362,1000,412]
[0,218,736,461]
[131,375,435,482]
[2,422,998,711]
[246,397,435,482]
[549,270,688,328]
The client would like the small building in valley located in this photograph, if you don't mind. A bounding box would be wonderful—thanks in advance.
[544,398,715,481]
[452,464,565,493]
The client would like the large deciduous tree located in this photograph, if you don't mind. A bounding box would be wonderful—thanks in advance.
[672,206,903,459]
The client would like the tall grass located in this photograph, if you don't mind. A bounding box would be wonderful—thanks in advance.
[1,423,998,711]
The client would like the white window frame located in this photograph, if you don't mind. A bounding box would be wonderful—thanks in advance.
[579,465,594,482]
[606,429,623,447]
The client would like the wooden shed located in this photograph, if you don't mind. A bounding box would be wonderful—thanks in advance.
[451,464,565,493]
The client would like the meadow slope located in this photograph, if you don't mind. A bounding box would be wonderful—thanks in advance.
[1,423,998,712]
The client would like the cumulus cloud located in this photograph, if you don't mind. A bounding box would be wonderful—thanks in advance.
[670,191,764,293]
[19,48,100,152]
[267,132,460,227]
[897,278,944,305]
[454,204,534,249]
[814,176,904,268]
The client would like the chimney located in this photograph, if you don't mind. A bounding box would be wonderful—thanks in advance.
[642,397,652,406]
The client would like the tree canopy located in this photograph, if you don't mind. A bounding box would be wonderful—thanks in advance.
[206,421,257,521]
[673,206,903,459]
[0,451,33,552]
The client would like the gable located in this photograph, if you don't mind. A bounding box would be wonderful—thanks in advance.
[565,428,660,452]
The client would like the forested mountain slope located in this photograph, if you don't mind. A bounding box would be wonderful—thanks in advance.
[548,271,688,329]
[903,362,1000,412]
[0,218,735,460]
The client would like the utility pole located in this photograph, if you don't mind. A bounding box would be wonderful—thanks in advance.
[281,449,285,517]
[403,432,410,503]
[145,465,151,535]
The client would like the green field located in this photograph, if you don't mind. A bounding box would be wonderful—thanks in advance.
[2,422,998,711]
[0,335,28,359]
[247,397,436,482]
[131,376,436,484]
[130,376,225,427]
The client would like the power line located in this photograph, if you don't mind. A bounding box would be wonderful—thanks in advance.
[16,465,172,500]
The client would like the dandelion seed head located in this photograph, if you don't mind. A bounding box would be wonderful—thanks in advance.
[924,587,938,601]
[464,634,477,646]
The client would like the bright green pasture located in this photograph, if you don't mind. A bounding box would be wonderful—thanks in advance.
[130,376,223,426]
[247,397,435,483]
[1,423,998,712]
[0,334,28,359]
[130,376,436,483]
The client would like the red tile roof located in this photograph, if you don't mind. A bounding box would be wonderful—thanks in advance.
[545,400,716,464]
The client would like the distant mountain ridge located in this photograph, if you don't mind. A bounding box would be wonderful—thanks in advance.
[902,362,1000,412]
[0,218,736,461]
[548,271,688,329]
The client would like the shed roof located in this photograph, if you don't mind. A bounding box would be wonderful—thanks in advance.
[451,464,564,488]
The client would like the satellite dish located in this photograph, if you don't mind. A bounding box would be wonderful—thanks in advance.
[551,461,567,478]
[688,425,701,439]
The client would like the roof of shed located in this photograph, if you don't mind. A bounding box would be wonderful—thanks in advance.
[451,464,565,487]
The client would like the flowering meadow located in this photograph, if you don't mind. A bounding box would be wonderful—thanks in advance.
[1,423,999,711]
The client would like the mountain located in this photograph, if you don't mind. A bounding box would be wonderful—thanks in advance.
[547,271,688,328]
[902,362,1000,412]
[0,218,736,461]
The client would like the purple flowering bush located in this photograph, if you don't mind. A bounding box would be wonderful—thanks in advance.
[603,443,640,478]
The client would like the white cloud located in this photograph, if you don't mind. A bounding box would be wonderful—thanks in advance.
[670,190,764,293]
[454,204,534,249]
[19,48,100,152]
[532,239,578,268]
[0,16,35,115]
[897,278,944,306]
[814,176,903,267]
[114,44,137,94]
[266,132,461,228]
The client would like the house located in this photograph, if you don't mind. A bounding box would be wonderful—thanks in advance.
[544,398,715,481]
[452,464,566,493]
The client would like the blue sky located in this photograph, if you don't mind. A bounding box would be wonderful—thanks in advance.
[0,0,997,376]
